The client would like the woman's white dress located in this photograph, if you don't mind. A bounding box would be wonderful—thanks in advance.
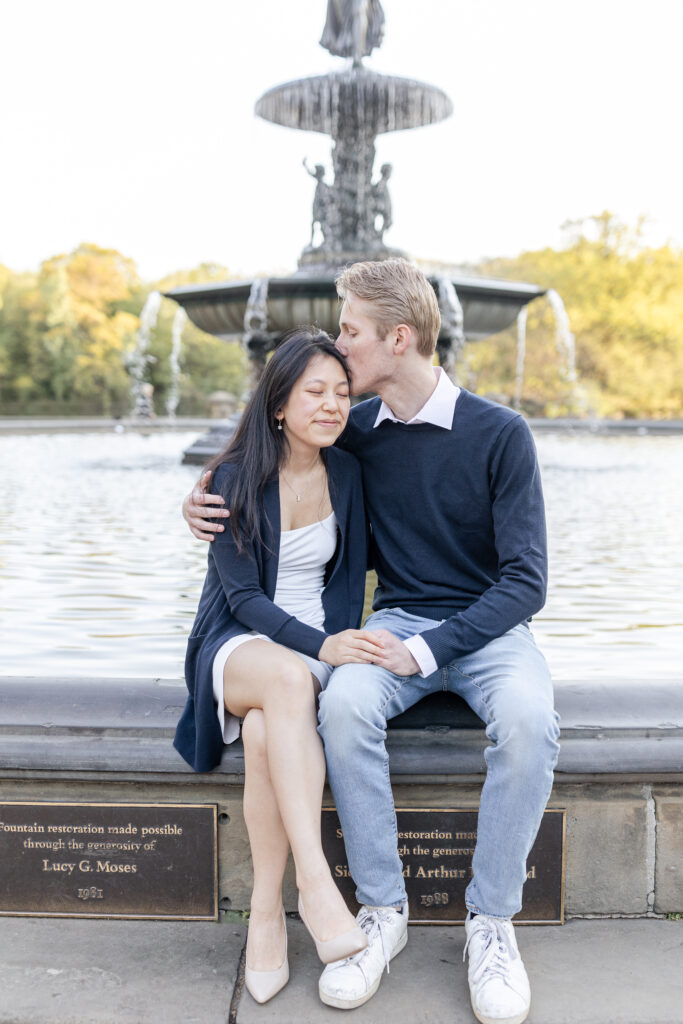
[212,512,338,744]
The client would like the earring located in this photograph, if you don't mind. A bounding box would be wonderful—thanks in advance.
[277,419,283,431]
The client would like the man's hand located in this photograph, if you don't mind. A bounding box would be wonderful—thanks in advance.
[372,629,420,677]
[183,471,230,542]
[319,630,385,666]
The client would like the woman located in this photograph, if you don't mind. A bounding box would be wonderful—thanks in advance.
[174,329,383,1004]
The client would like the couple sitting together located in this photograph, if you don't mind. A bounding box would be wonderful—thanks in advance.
[174,258,560,1024]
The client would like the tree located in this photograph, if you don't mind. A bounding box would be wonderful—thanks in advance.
[34,244,141,413]
[0,249,248,416]
[144,264,247,416]
[0,266,44,410]
[5,216,678,419]
[467,213,683,418]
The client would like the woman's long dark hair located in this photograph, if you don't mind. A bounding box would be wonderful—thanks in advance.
[204,328,350,553]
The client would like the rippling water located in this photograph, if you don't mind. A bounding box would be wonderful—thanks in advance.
[0,430,680,681]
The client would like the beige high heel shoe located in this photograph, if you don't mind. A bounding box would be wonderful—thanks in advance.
[244,908,289,1004]
[298,894,368,965]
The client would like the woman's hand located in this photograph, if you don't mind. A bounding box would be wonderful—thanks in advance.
[183,471,230,541]
[319,630,385,666]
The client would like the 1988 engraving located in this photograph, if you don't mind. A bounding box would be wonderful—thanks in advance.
[323,807,565,923]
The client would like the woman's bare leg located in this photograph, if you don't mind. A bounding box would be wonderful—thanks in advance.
[224,641,356,942]
[241,709,289,971]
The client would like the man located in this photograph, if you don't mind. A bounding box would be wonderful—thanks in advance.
[183,259,560,1024]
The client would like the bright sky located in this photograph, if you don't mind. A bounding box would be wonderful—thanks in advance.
[2,0,682,281]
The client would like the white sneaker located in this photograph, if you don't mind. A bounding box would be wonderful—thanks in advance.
[464,913,531,1024]
[318,903,409,1009]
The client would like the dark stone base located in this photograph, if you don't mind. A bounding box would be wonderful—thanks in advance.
[296,245,407,274]
[1,677,680,916]
[181,415,240,466]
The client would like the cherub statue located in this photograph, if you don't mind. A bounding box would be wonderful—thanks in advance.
[371,162,393,240]
[303,159,337,247]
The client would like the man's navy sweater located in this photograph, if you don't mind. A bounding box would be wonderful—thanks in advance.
[338,388,547,670]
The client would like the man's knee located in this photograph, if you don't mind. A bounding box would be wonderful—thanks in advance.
[522,701,560,749]
[491,692,560,760]
[318,665,386,746]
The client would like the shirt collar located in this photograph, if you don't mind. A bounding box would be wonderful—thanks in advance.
[373,367,460,429]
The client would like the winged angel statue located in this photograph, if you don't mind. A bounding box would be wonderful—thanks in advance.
[320,0,386,64]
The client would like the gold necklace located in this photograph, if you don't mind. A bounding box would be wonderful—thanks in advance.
[280,462,322,503]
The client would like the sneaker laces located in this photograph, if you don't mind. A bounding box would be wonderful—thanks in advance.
[352,905,398,975]
[463,916,517,988]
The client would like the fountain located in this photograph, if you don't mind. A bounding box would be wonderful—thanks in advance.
[166,0,545,463]
[127,290,161,418]
[513,290,580,413]
[125,292,189,421]
[165,306,187,419]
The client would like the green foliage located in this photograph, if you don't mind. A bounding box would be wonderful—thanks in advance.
[2,218,681,419]
[0,248,247,416]
[0,244,140,415]
[177,328,247,415]
[221,909,250,924]
[145,263,247,416]
[363,570,378,622]
[140,300,246,417]
[467,213,683,418]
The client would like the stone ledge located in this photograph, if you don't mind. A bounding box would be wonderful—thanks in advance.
[0,676,681,780]
[1,678,681,915]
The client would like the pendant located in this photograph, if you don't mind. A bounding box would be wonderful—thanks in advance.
[296,494,301,502]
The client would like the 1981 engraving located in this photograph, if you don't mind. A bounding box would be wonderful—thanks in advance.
[0,802,217,920]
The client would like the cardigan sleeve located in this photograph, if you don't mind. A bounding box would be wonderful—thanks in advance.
[209,464,329,660]
[416,416,548,667]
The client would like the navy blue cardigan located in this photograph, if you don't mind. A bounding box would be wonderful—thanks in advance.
[174,446,367,772]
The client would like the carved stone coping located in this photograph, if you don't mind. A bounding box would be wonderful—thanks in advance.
[0,677,680,781]
[164,274,545,345]
[255,68,453,136]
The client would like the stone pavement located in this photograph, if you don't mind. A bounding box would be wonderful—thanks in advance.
[0,916,680,1024]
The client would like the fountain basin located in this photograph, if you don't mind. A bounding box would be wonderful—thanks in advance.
[2,430,682,680]
[165,273,544,345]
[255,67,453,135]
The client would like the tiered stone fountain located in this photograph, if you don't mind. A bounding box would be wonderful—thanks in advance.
[168,0,544,463]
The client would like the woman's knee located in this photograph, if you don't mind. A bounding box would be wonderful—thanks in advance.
[269,656,316,712]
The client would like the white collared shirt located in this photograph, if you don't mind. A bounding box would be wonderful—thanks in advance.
[373,366,459,430]
[373,368,460,678]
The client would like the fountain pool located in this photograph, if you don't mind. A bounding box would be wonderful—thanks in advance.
[0,430,681,682]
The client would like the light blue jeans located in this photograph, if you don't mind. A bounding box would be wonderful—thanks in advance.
[318,608,560,919]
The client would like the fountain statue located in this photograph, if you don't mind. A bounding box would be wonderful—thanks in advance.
[320,0,385,64]
[167,0,545,463]
[255,0,450,270]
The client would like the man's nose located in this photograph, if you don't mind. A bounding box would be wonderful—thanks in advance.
[335,337,347,355]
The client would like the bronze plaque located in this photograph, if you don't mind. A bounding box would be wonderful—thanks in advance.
[0,802,217,920]
[323,807,565,924]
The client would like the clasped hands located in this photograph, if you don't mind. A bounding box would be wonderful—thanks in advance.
[318,628,419,675]
[182,473,420,677]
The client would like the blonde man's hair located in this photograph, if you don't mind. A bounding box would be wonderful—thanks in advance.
[336,258,441,356]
